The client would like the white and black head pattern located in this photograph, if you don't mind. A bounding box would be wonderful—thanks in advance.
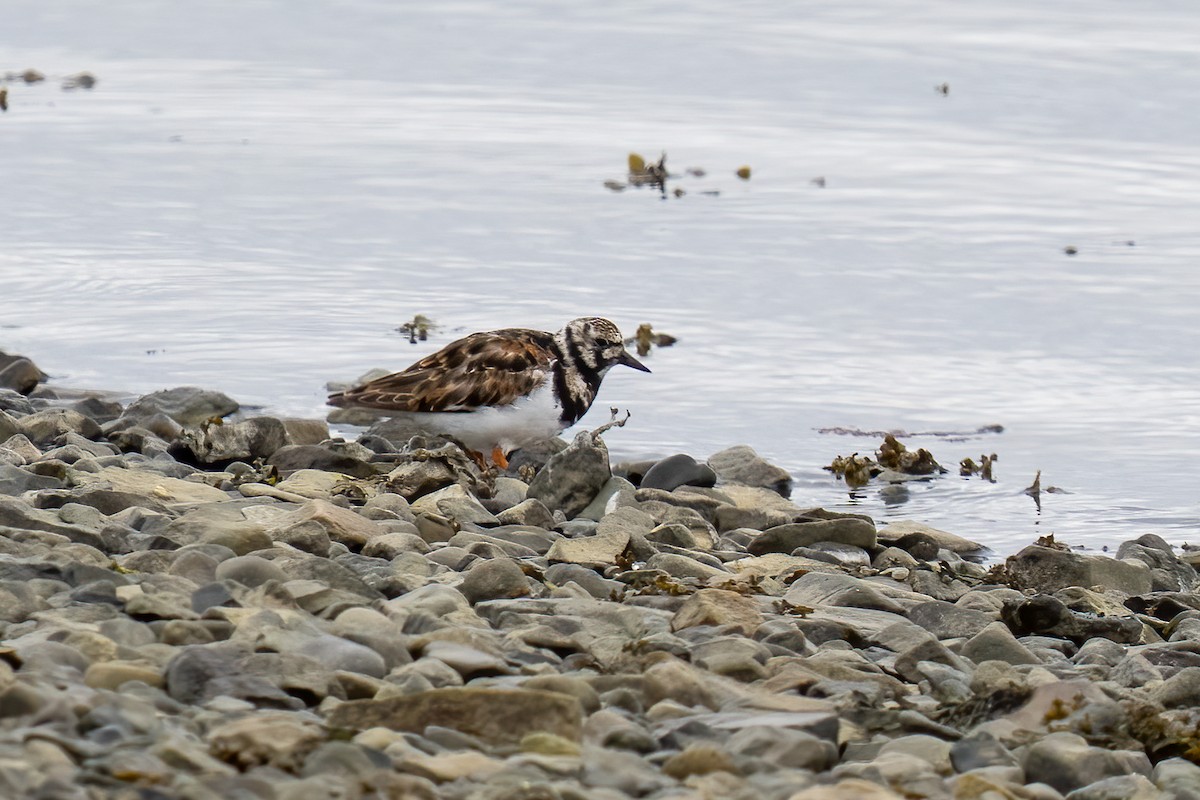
[552,317,650,425]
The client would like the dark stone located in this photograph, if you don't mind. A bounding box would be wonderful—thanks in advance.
[70,396,124,424]
[0,390,34,416]
[640,454,717,492]
[0,357,45,395]
[747,518,876,555]
[165,643,301,708]
[1001,594,1143,645]
[1006,545,1152,595]
[173,416,288,465]
[894,533,940,561]
[268,444,377,477]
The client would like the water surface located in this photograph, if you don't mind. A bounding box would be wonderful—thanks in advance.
[4,1,1200,553]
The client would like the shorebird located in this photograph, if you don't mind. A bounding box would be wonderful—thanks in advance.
[328,317,650,467]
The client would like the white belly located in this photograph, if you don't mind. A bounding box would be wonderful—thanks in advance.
[397,382,565,453]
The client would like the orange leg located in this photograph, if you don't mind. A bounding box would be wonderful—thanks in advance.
[491,447,509,470]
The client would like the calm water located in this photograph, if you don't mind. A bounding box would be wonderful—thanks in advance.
[4,1,1200,554]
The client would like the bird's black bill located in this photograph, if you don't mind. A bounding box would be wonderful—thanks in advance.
[619,351,652,373]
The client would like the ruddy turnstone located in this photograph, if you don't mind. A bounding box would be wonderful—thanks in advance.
[328,317,650,468]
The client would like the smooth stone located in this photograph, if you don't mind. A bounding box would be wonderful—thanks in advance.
[267,443,376,478]
[326,687,583,744]
[18,409,103,444]
[526,430,611,518]
[410,484,497,526]
[124,387,239,427]
[495,498,555,528]
[671,588,764,636]
[458,557,531,604]
[1117,534,1197,591]
[640,453,717,491]
[961,621,1041,666]
[1154,758,1200,799]
[1063,774,1161,800]
[575,475,638,522]
[84,661,164,690]
[0,357,44,394]
[546,527,630,568]
[661,742,739,779]
[267,499,384,549]
[905,600,996,639]
[1022,732,1152,794]
[542,563,624,599]
[748,518,877,555]
[645,552,730,582]
[782,572,911,614]
[73,466,229,504]
[876,520,988,556]
[214,555,287,587]
[726,725,837,772]
[1006,545,1152,595]
[1151,665,1200,709]
[706,445,793,496]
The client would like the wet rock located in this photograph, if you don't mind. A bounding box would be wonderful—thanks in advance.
[1001,594,1143,644]
[123,387,239,426]
[1022,732,1151,794]
[748,517,876,555]
[0,356,45,394]
[706,445,793,495]
[527,430,611,517]
[640,454,717,491]
[268,443,376,477]
[326,687,583,744]
[175,416,287,464]
[876,521,988,556]
[1006,545,1152,595]
[1116,534,1197,591]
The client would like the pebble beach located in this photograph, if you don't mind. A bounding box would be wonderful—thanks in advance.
[1,354,1199,800]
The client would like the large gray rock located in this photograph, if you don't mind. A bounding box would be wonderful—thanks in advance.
[960,622,1040,666]
[268,443,376,478]
[458,558,530,604]
[0,356,45,394]
[748,518,876,555]
[1001,593,1143,644]
[1117,534,1197,591]
[1022,732,1152,794]
[17,408,102,444]
[706,445,793,495]
[1006,545,1152,595]
[124,386,239,426]
[527,430,611,518]
[175,416,288,464]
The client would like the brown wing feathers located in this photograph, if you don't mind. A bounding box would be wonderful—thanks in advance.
[329,329,557,413]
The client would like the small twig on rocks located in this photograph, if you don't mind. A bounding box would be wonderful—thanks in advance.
[591,407,631,441]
